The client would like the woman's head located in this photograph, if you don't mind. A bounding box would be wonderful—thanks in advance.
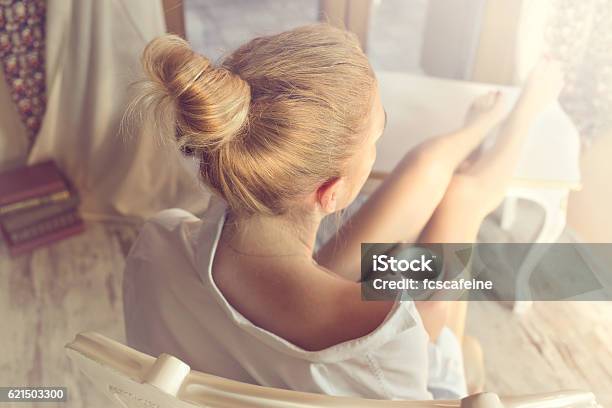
[136,24,385,218]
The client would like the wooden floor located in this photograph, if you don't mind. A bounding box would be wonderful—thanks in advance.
[468,301,612,405]
[1,220,611,407]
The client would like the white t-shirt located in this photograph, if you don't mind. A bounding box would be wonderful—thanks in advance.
[123,195,466,400]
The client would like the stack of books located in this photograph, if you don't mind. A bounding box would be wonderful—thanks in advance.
[0,160,84,256]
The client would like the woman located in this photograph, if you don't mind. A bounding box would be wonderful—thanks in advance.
[123,24,563,400]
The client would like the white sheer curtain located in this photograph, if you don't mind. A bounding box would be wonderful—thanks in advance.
[516,0,612,145]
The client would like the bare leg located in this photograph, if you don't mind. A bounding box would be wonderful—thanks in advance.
[445,300,468,341]
[458,58,565,212]
[316,91,507,281]
[463,334,485,393]
[417,58,565,341]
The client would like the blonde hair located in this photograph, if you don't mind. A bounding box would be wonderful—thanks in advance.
[134,24,375,216]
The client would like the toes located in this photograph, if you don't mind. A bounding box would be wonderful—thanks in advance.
[472,91,498,110]
[485,91,497,107]
[491,90,504,105]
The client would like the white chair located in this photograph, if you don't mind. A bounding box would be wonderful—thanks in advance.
[65,332,598,408]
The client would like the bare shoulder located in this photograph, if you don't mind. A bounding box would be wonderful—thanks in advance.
[212,252,394,351]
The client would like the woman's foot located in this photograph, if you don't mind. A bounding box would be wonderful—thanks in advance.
[456,57,565,214]
[464,90,508,133]
[459,91,507,170]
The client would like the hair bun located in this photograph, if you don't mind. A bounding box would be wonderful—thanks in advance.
[129,25,375,217]
[140,34,251,151]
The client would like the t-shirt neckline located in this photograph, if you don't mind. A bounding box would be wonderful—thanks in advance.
[195,196,418,363]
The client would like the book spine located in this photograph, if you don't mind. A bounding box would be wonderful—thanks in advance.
[7,222,85,256]
[0,195,80,231]
[0,180,67,206]
[0,190,70,215]
[6,211,81,244]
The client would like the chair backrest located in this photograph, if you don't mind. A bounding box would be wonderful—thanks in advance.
[65,332,598,408]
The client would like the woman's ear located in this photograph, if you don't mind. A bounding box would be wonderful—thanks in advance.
[316,177,345,213]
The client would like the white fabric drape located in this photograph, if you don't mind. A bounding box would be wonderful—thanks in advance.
[0,0,210,220]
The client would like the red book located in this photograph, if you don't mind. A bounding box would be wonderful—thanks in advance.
[0,193,80,232]
[0,161,68,207]
[1,209,84,256]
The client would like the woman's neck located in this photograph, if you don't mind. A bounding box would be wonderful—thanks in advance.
[221,210,323,259]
